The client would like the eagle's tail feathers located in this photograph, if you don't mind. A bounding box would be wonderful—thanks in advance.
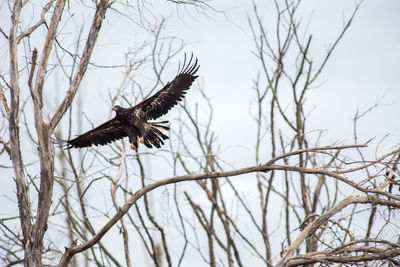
[150,121,170,131]
[143,125,169,148]
[150,127,169,140]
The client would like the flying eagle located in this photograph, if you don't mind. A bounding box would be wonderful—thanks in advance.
[59,54,199,150]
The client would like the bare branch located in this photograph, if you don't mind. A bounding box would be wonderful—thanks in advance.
[34,0,67,111]
[277,196,400,267]
[58,143,375,266]
[8,1,33,265]
[49,0,110,131]
[17,0,55,43]
[0,83,9,116]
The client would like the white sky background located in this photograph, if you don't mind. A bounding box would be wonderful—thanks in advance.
[72,0,400,166]
[1,0,400,266]
[77,0,400,158]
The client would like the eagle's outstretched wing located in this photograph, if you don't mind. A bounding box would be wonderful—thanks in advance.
[65,118,128,148]
[133,54,199,121]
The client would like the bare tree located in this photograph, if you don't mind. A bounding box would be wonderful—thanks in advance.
[0,0,399,267]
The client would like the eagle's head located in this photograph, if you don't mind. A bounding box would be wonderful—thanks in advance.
[112,105,123,114]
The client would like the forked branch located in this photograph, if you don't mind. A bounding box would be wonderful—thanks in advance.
[59,143,379,266]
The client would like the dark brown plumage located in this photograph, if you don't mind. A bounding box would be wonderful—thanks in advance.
[60,54,199,150]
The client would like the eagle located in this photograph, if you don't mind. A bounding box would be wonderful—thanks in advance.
[59,54,199,150]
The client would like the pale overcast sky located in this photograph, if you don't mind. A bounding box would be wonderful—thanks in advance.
[1,1,399,265]
[79,0,400,164]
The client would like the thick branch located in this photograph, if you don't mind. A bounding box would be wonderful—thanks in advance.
[34,0,67,110]
[8,0,33,264]
[49,0,110,131]
[58,143,379,266]
[276,196,400,267]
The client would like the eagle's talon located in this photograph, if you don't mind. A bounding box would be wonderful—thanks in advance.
[140,137,144,143]
[130,143,135,149]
